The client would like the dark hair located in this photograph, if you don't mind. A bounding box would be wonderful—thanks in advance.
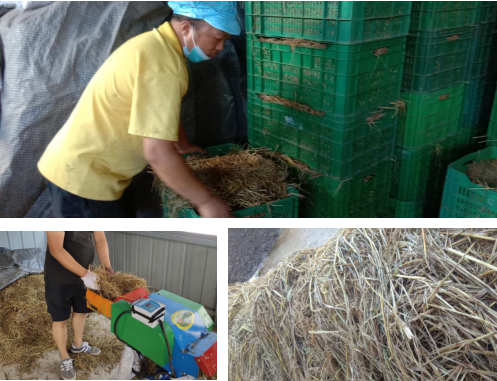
[171,13,208,29]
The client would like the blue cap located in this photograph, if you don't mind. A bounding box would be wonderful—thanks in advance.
[169,1,241,36]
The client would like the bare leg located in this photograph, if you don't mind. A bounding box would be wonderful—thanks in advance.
[52,321,69,361]
[71,313,87,348]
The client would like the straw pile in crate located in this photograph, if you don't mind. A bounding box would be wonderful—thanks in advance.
[466,159,497,189]
[156,148,297,217]
[229,228,497,381]
[0,274,123,378]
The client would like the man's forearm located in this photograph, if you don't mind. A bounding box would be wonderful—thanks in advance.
[95,240,111,268]
[150,149,213,207]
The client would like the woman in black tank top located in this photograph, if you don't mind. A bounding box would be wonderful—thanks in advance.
[44,231,114,380]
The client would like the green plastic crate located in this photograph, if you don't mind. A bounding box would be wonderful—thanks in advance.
[246,1,412,44]
[389,196,445,218]
[397,84,465,149]
[410,2,479,31]
[468,23,497,63]
[458,125,489,153]
[247,91,397,145]
[389,198,425,218]
[247,35,406,115]
[402,66,467,93]
[466,23,497,79]
[440,147,497,218]
[248,92,398,179]
[163,144,300,218]
[178,187,299,218]
[402,27,472,92]
[391,134,462,201]
[298,160,392,218]
[460,78,497,131]
[487,88,497,147]
[475,1,497,24]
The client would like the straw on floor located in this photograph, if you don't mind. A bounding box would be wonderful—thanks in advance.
[90,265,148,301]
[229,228,497,381]
[0,274,124,378]
[156,148,293,217]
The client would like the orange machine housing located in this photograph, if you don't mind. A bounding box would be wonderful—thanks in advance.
[86,287,149,318]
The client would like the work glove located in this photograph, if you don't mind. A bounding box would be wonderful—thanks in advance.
[105,266,115,275]
[81,271,100,290]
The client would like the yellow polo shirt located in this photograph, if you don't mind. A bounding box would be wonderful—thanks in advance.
[38,22,189,201]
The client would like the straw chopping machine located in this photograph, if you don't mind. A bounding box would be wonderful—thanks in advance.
[86,288,217,379]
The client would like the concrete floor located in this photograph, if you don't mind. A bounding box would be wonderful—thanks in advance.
[0,314,118,380]
[228,228,341,283]
[228,229,281,284]
[258,228,341,277]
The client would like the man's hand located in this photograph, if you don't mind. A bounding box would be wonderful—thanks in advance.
[175,122,207,155]
[174,141,207,155]
[81,271,100,290]
[105,267,115,275]
[197,195,233,218]
[145,138,233,218]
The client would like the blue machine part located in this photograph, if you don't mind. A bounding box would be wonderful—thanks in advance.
[149,293,209,351]
[148,292,217,378]
[188,332,217,358]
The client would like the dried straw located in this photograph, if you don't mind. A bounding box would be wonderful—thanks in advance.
[229,228,497,381]
[258,37,328,50]
[90,265,148,301]
[466,159,497,190]
[258,94,326,116]
[0,274,124,378]
[156,148,294,217]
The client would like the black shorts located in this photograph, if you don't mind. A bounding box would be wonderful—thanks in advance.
[45,282,93,322]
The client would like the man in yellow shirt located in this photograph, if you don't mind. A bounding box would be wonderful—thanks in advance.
[38,2,240,218]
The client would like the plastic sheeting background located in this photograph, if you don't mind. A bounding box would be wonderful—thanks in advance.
[0,1,247,218]
[0,247,45,290]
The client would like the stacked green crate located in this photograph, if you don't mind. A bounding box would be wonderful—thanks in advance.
[391,133,466,217]
[460,2,497,151]
[246,1,412,43]
[246,1,412,217]
[390,1,477,217]
[487,86,497,146]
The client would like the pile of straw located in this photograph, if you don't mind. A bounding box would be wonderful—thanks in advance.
[157,148,293,217]
[91,265,148,301]
[229,228,497,381]
[0,274,123,378]
[466,159,497,189]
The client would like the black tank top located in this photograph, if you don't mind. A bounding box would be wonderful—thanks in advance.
[44,232,95,284]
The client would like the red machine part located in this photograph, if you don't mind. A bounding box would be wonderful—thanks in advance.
[114,287,150,303]
[195,341,217,377]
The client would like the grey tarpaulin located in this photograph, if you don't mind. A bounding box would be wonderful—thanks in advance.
[0,247,45,290]
[0,1,248,218]
[0,1,170,217]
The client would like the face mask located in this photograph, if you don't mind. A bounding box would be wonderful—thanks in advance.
[183,27,211,63]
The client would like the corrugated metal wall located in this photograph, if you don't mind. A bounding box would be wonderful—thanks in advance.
[0,231,46,250]
[96,232,217,318]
